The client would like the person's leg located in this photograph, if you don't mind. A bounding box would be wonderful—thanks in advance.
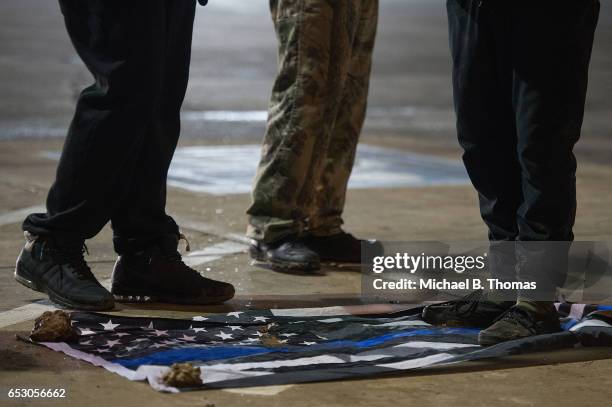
[513,1,599,243]
[109,0,234,304]
[247,0,354,241]
[422,0,520,327]
[479,0,600,346]
[16,0,169,310]
[308,0,378,237]
[448,0,523,242]
[111,0,192,254]
[513,0,599,299]
[246,0,355,272]
[302,0,382,264]
[23,0,167,246]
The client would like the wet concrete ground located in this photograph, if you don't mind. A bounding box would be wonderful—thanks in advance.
[1,0,612,406]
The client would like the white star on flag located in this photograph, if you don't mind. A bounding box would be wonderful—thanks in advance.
[192,316,209,321]
[145,321,154,329]
[228,326,243,331]
[253,316,270,322]
[79,340,92,345]
[279,333,297,337]
[300,341,317,346]
[180,335,196,342]
[191,326,207,333]
[114,333,130,337]
[226,312,243,318]
[244,337,260,343]
[153,330,168,337]
[95,348,111,353]
[215,331,233,340]
[78,328,96,336]
[103,339,121,347]
[100,320,120,331]
[125,345,140,352]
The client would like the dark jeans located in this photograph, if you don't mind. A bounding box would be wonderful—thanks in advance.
[447,0,599,299]
[448,0,599,242]
[23,0,196,253]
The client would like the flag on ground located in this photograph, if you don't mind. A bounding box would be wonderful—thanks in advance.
[31,304,612,392]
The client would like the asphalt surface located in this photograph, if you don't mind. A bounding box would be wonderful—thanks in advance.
[1,1,611,406]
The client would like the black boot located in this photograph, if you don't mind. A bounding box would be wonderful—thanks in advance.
[422,289,515,328]
[111,235,235,304]
[304,231,383,264]
[249,235,321,273]
[15,232,114,311]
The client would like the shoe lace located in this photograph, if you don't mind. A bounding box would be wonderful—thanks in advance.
[159,234,201,278]
[451,289,485,316]
[43,243,94,280]
[494,306,536,331]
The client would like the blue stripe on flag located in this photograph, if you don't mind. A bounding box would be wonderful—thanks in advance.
[113,327,479,368]
[115,346,273,368]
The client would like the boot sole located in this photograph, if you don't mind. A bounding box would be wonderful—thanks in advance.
[14,260,114,311]
[112,292,234,305]
[111,282,234,305]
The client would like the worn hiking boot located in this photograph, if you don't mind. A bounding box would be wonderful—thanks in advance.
[249,236,321,273]
[304,231,383,264]
[111,235,235,304]
[422,289,515,328]
[15,232,115,311]
[478,302,562,346]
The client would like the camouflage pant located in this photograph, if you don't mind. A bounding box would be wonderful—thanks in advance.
[247,0,379,243]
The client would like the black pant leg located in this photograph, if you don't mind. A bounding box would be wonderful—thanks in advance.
[22,0,167,246]
[512,0,600,242]
[111,0,196,254]
[447,0,523,241]
[510,1,599,300]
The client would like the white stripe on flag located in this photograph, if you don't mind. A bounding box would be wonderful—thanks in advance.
[204,355,346,374]
[378,353,457,370]
[271,307,349,317]
[393,341,480,350]
[362,320,431,328]
[569,304,587,321]
[570,318,611,332]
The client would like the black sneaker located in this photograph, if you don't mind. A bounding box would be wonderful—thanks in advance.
[249,236,321,273]
[478,303,562,346]
[15,232,114,311]
[422,289,515,328]
[304,231,383,264]
[111,237,235,305]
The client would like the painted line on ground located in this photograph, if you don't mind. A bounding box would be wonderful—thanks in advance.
[0,205,45,227]
[0,299,59,329]
[223,384,294,396]
[174,216,251,245]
